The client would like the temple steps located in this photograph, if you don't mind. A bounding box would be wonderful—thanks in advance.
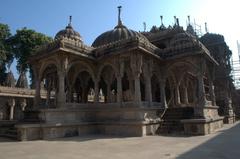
[3,127,18,139]
[157,107,194,135]
[0,121,18,139]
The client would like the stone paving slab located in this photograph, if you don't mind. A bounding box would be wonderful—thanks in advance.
[0,122,239,159]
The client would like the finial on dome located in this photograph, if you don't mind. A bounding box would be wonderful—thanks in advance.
[174,16,177,24]
[117,6,123,26]
[205,22,208,33]
[68,15,72,26]
[176,18,179,26]
[143,22,146,32]
[187,15,190,25]
[160,15,163,25]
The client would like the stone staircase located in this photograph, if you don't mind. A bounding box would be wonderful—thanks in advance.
[4,127,18,139]
[0,121,18,139]
[0,111,43,140]
[157,107,194,135]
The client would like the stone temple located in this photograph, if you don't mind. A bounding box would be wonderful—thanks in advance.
[0,7,238,140]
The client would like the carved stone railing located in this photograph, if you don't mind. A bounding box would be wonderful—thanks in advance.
[0,86,47,98]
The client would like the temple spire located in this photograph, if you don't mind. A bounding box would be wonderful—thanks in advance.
[117,6,123,26]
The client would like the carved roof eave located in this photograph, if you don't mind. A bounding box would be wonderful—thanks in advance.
[28,39,94,63]
[59,47,95,60]
[197,41,219,65]
[93,37,161,60]
[160,42,218,65]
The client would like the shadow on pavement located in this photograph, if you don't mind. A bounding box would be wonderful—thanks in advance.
[0,137,16,142]
[176,122,240,159]
[47,134,137,142]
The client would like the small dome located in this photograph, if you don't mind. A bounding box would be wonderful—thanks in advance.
[55,16,82,42]
[92,6,148,47]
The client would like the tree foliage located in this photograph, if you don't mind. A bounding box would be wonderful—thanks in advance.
[10,28,52,73]
[0,24,52,86]
[0,23,13,84]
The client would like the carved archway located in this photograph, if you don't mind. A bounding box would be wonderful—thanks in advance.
[41,64,58,107]
[98,65,117,103]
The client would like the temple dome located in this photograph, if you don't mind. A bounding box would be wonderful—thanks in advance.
[92,25,147,47]
[92,6,148,47]
[55,16,82,42]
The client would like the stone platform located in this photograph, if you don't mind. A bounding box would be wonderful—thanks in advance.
[181,105,224,135]
[16,102,163,141]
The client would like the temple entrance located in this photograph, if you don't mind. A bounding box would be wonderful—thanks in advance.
[99,65,117,103]
[73,71,95,103]
[41,64,58,108]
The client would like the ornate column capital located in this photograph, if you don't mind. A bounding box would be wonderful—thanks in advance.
[8,98,15,107]
[130,53,142,78]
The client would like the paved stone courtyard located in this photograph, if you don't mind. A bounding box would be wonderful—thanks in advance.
[0,122,239,159]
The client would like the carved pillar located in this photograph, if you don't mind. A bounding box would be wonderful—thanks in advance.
[209,80,216,106]
[197,73,206,106]
[68,86,73,103]
[175,85,181,105]
[57,70,66,108]
[193,84,197,104]
[81,84,88,103]
[106,82,111,103]
[129,76,134,95]
[8,98,15,120]
[143,59,153,105]
[34,78,41,108]
[46,78,52,106]
[160,79,167,108]
[130,53,142,105]
[94,80,99,103]
[183,86,189,104]
[134,75,141,103]
[20,99,27,111]
[117,75,122,103]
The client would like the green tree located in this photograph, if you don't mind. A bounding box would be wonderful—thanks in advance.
[0,23,13,84]
[10,28,52,85]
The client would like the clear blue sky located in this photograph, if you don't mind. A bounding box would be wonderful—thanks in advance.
[1,0,240,78]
